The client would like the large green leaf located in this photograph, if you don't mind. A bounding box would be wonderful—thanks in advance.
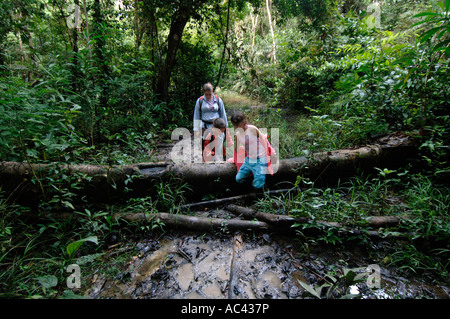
[66,236,98,259]
[419,27,444,43]
[413,12,442,18]
[59,290,89,299]
[297,279,321,298]
[36,275,58,289]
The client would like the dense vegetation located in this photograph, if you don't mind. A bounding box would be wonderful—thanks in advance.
[0,0,448,298]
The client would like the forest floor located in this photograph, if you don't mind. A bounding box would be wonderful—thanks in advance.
[83,222,449,300]
[77,92,449,300]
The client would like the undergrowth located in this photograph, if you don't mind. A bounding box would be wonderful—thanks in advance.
[254,170,449,282]
[0,177,190,298]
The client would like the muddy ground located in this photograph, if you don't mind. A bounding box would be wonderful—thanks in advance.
[84,210,449,300]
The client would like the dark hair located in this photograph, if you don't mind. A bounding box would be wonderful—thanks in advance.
[231,111,246,127]
[213,118,226,129]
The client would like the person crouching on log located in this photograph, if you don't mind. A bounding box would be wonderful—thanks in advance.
[193,82,232,161]
[231,111,275,190]
[203,118,227,162]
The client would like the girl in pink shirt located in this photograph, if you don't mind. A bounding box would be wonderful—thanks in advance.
[231,111,275,189]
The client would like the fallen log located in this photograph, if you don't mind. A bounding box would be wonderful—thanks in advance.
[0,133,417,204]
[363,216,402,227]
[226,204,403,229]
[180,188,299,210]
[114,211,410,239]
[226,204,307,226]
[116,212,271,232]
[229,233,244,299]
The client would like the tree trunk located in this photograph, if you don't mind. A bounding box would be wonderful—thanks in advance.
[0,134,417,204]
[250,10,258,65]
[0,44,4,71]
[71,0,80,93]
[265,0,276,64]
[155,1,196,102]
[83,0,92,54]
[216,0,232,89]
[91,0,109,146]
[134,0,143,51]
[228,233,243,299]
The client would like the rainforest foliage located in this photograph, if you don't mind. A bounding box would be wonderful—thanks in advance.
[0,0,448,170]
[0,0,449,298]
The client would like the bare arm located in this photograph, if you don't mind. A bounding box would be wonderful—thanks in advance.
[193,98,201,134]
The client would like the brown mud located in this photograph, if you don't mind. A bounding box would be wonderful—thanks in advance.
[85,223,449,299]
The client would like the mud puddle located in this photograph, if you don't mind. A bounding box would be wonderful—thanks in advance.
[86,230,449,299]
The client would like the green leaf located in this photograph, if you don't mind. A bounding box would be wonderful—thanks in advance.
[344,270,356,284]
[59,290,88,299]
[419,27,443,43]
[36,275,58,289]
[413,12,442,18]
[411,19,435,28]
[432,39,450,52]
[66,236,98,259]
[297,280,321,298]
[62,201,75,210]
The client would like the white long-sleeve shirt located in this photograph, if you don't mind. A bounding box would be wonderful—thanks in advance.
[193,95,228,132]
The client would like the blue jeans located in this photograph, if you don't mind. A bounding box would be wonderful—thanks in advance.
[236,156,267,189]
